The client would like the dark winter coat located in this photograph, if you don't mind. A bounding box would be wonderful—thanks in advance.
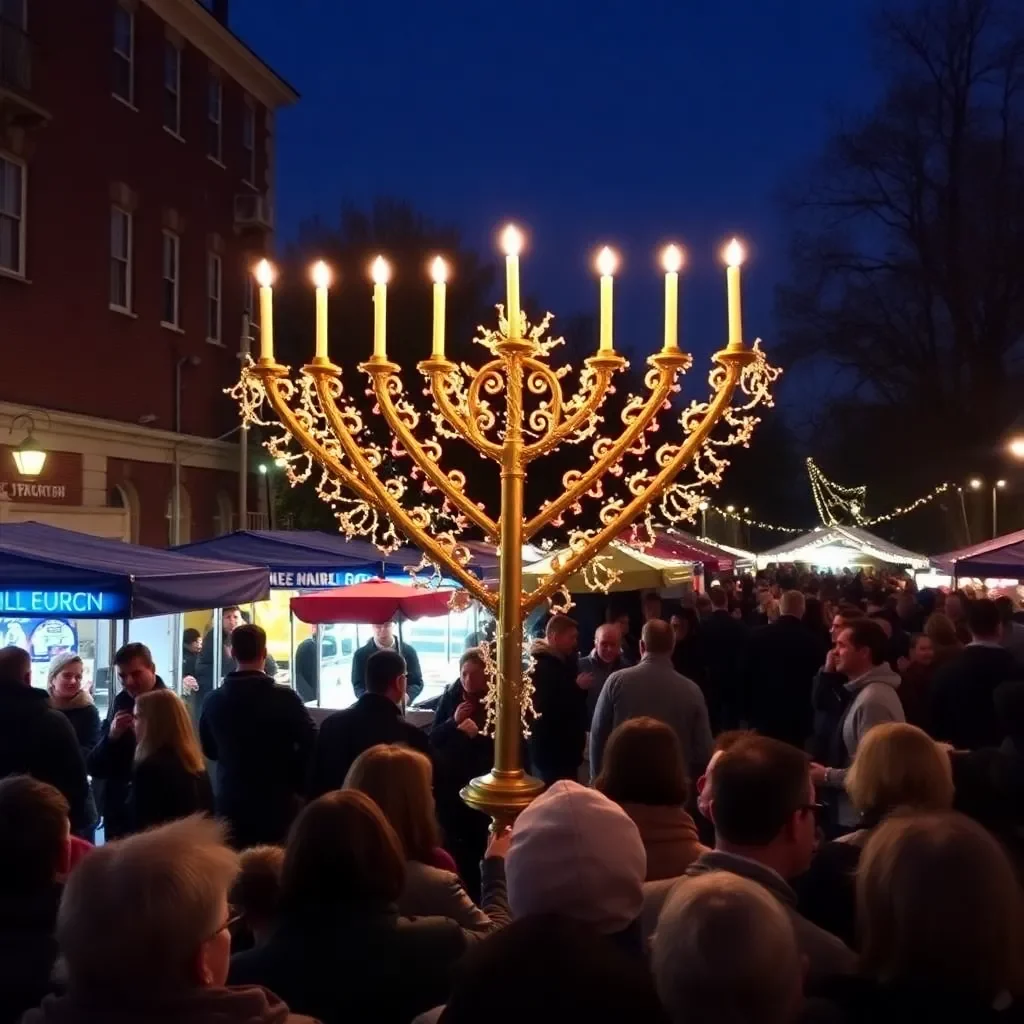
[200,670,316,849]
[740,615,828,749]
[526,641,587,784]
[699,609,748,730]
[931,644,1024,750]
[351,639,424,704]
[0,883,61,1024]
[87,678,167,840]
[228,907,466,1024]
[194,629,279,702]
[127,748,214,833]
[51,693,101,756]
[0,680,90,834]
[308,692,429,797]
[793,832,867,948]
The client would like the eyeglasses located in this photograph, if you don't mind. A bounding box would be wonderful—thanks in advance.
[799,802,825,817]
[206,911,242,942]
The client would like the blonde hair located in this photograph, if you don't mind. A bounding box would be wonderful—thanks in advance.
[858,812,1024,997]
[134,689,205,775]
[57,815,238,995]
[344,743,439,863]
[845,722,954,819]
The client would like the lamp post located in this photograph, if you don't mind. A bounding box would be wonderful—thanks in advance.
[9,414,47,476]
[969,477,1006,539]
[698,500,709,538]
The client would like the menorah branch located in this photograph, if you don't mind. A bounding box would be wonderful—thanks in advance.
[422,362,504,460]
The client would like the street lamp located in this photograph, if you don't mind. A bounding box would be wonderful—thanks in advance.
[10,415,46,477]
[698,500,709,537]
[1009,437,1024,460]
[969,477,1006,538]
[969,477,983,490]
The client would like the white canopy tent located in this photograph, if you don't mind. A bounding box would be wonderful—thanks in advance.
[757,525,931,571]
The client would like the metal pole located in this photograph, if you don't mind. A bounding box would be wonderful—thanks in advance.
[173,357,183,546]
[958,488,971,546]
[239,315,251,531]
[992,486,998,539]
[212,610,223,689]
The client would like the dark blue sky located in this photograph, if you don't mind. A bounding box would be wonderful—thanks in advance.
[234,0,879,373]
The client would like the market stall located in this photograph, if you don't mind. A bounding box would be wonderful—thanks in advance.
[757,525,931,572]
[0,521,269,711]
[931,529,1024,588]
[522,540,694,593]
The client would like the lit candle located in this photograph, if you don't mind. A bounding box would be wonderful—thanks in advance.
[371,256,390,359]
[502,224,523,339]
[662,245,683,351]
[255,259,275,361]
[431,256,447,358]
[311,261,331,361]
[724,238,745,350]
[596,246,617,352]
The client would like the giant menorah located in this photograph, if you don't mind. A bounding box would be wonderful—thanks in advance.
[231,224,779,822]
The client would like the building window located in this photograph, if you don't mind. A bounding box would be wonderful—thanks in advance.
[113,4,134,104]
[110,206,133,311]
[0,154,25,276]
[207,75,222,161]
[161,230,180,327]
[206,252,222,342]
[164,40,182,135]
[243,272,258,327]
[242,102,256,184]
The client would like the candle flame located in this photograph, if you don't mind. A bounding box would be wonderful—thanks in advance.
[311,260,332,289]
[724,238,745,267]
[662,244,683,273]
[596,246,617,277]
[254,259,275,288]
[371,256,391,285]
[431,256,448,284]
[501,224,523,256]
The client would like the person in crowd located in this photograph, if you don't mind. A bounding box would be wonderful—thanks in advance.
[593,717,707,880]
[292,632,320,705]
[669,607,707,689]
[820,812,1023,1021]
[505,780,648,955]
[694,729,751,844]
[663,734,855,982]
[812,619,905,830]
[808,607,864,767]
[923,611,963,665]
[228,790,467,1024]
[653,872,805,1024]
[943,591,973,645]
[194,607,279,709]
[230,846,285,953]
[200,624,316,849]
[803,595,832,651]
[0,777,71,1024]
[701,584,748,731]
[642,592,663,623]
[996,595,1024,665]
[895,588,925,635]
[351,621,424,703]
[433,915,670,1024]
[765,598,782,623]
[0,646,90,838]
[870,610,910,671]
[22,815,315,1024]
[88,642,165,839]
[345,743,510,935]
[182,627,202,679]
[741,590,828,749]
[433,647,489,730]
[931,597,1024,751]
[897,633,935,730]
[578,623,631,724]
[528,615,592,784]
[128,688,214,833]
[309,648,428,796]
[795,722,954,947]
[610,609,641,665]
[590,619,712,784]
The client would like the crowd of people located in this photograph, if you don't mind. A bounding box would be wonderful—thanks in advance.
[1,566,1024,1023]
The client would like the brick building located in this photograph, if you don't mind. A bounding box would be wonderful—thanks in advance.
[0,0,297,545]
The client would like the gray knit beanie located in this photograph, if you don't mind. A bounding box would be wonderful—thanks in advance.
[47,651,84,688]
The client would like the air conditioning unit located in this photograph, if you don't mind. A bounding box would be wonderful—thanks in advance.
[233,193,273,231]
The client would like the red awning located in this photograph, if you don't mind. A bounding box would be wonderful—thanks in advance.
[619,527,733,573]
[289,578,455,625]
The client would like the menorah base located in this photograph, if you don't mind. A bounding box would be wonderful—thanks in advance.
[461,769,546,827]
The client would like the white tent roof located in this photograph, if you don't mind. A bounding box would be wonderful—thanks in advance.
[757,525,931,570]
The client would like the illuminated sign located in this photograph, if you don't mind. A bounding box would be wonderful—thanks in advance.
[0,590,127,616]
[269,570,379,589]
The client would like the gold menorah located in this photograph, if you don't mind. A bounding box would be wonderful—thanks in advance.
[231,224,779,822]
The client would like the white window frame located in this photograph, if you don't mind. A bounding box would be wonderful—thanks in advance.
[113,4,135,107]
[0,152,26,279]
[207,74,223,163]
[242,101,256,185]
[163,39,182,137]
[206,252,222,343]
[161,230,181,329]
[109,206,133,312]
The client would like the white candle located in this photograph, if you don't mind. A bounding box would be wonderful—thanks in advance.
[502,225,523,339]
[311,261,331,361]
[662,245,682,351]
[596,246,617,352]
[724,238,745,350]
[371,256,390,359]
[255,260,274,361]
[431,256,447,358]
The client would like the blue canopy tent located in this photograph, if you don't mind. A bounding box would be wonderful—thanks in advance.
[0,522,270,618]
[932,528,1024,579]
